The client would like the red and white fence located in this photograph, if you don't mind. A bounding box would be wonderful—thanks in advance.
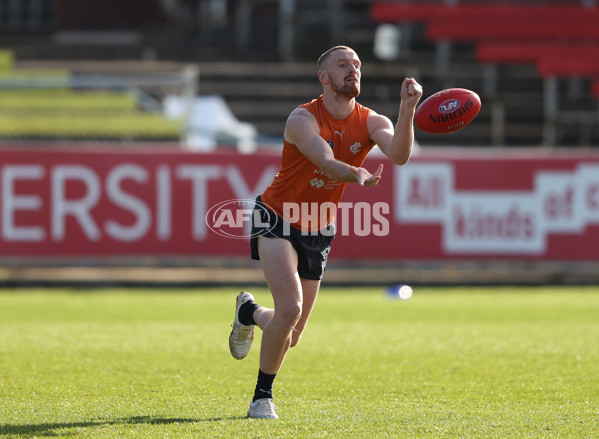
[1,148,598,261]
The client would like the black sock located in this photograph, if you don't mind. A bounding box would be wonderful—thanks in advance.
[238,300,259,326]
[253,369,276,402]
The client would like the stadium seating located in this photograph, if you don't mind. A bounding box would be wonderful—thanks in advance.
[476,43,599,76]
[537,49,599,77]
[371,2,599,78]
[371,4,599,39]
[593,80,599,99]
[370,3,441,22]
[0,50,14,72]
[427,6,599,41]
[477,42,573,65]
[0,51,181,142]
[370,1,599,146]
[0,88,181,141]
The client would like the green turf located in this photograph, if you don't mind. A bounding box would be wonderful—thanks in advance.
[0,287,597,438]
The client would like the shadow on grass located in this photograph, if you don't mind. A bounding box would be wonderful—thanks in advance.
[0,415,248,437]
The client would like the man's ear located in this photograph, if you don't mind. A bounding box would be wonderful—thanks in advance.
[318,71,328,85]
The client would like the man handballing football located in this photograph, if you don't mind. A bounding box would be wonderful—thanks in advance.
[229,45,422,419]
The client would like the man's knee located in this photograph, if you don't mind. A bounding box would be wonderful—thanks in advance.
[278,301,302,328]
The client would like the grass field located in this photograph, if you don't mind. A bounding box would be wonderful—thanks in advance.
[0,286,597,438]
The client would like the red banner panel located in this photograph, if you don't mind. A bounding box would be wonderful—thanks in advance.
[1,148,598,261]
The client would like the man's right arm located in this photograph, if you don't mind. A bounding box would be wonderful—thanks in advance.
[284,108,382,187]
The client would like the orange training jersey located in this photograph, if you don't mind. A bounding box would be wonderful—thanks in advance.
[261,95,374,232]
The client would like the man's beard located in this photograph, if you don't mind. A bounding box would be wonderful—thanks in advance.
[332,79,360,99]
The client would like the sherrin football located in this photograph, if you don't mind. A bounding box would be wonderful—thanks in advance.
[414,88,481,134]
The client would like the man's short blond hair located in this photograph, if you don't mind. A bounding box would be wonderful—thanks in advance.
[317,45,355,70]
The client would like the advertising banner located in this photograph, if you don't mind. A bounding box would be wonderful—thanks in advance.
[1,148,597,260]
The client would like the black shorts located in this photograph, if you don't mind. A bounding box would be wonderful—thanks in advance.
[250,196,335,281]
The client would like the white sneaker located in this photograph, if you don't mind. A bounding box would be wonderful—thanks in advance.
[229,291,255,360]
[247,398,278,419]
